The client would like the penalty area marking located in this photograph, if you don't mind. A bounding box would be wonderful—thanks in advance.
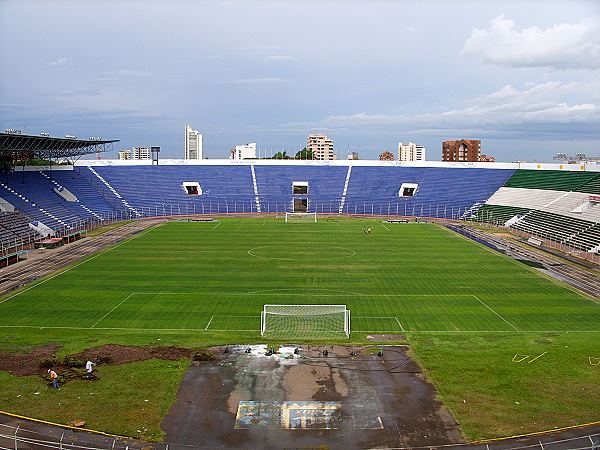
[0,225,161,306]
[91,293,135,328]
[380,222,391,231]
[212,221,221,230]
[589,357,600,366]
[394,317,405,332]
[472,294,520,331]
[204,316,214,330]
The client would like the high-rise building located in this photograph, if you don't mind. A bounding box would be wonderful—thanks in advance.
[184,124,203,160]
[118,147,151,160]
[442,139,481,162]
[398,142,426,161]
[229,143,257,160]
[379,151,394,161]
[307,134,335,160]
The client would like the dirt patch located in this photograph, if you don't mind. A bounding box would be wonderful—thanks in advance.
[0,344,60,376]
[367,334,406,341]
[72,344,197,365]
[0,344,215,385]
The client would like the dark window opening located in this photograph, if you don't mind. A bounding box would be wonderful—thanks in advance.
[294,198,308,212]
[293,185,308,194]
[402,187,416,197]
[185,185,199,195]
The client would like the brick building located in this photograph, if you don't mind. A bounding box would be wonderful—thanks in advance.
[379,150,394,161]
[442,139,481,162]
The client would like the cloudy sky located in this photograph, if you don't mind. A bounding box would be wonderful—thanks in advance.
[1,0,599,161]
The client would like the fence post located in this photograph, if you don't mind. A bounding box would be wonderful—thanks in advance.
[14,425,18,450]
[59,432,64,450]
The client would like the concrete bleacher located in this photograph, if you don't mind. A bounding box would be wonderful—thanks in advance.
[343,166,514,216]
[0,211,36,248]
[89,165,257,214]
[0,164,518,226]
[254,165,347,212]
[504,169,600,191]
[475,204,530,224]
[0,172,79,228]
[485,187,567,211]
[48,170,117,217]
[480,169,600,252]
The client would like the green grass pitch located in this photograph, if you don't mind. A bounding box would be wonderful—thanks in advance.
[1,218,598,335]
[1,217,599,440]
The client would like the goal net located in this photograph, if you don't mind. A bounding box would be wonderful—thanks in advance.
[261,304,350,339]
[285,212,317,223]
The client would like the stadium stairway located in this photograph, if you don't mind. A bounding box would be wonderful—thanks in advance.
[49,169,121,218]
[0,172,83,229]
[253,165,347,213]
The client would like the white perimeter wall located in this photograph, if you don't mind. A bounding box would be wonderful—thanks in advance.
[72,158,600,172]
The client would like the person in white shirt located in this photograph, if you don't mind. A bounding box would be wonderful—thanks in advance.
[85,360,96,378]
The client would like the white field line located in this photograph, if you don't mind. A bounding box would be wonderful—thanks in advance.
[0,325,598,333]
[242,291,476,297]
[527,352,547,364]
[381,222,391,231]
[91,293,135,328]
[0,225,161,306]
[212,315,261,318]
[472,294,520,331]
[395,317,405,332]
[360,316,400,319]
[204,316,214,330]
[212,221,221,230]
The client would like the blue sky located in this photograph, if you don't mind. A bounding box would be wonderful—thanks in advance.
[1,0,599,161]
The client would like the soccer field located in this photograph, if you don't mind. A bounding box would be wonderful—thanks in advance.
[1,217,599,338]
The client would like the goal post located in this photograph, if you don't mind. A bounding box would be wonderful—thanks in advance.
[261,304,350,339]
[285,212,317,223]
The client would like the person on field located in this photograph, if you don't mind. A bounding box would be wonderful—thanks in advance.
[85,360,96,379]
[363,227,367,233]
[48,369,59,389]
[367,227,372,234]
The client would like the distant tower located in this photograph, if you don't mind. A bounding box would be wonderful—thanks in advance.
[307,133,335,160]
[184,125,203,160]
[398,142,426,161]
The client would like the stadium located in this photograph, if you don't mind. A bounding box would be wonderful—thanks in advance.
[0,132,598,450]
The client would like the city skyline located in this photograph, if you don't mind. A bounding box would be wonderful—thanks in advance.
[1,0,599,162]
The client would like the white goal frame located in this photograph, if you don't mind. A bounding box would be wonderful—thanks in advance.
[261,304,350,338]
[285,212,317,223]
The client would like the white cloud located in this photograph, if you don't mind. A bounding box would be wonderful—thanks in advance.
[460,15,600,69]
[221,77,290,84]
[276,78,600,138]
[48,57,67,66]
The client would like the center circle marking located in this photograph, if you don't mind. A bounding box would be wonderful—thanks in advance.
[247,246,356,261]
